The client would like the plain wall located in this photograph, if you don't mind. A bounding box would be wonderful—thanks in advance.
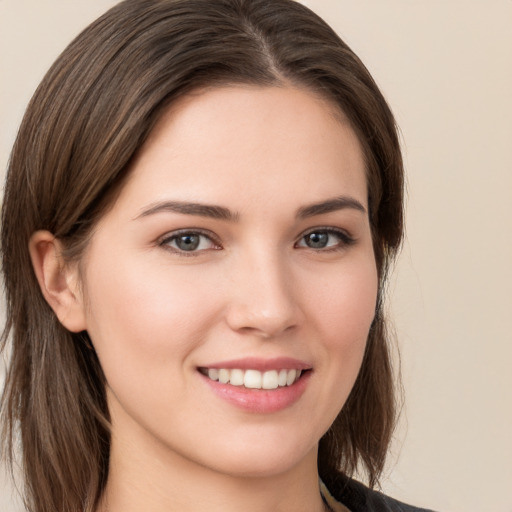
[1,1,511,511]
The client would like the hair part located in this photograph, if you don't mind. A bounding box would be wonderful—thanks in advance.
[1,1,404,510]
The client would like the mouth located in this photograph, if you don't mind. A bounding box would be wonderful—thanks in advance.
[198,367,307,390]
[197,359,313,412]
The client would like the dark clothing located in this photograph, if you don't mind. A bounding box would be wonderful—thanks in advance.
[325,475,437,512]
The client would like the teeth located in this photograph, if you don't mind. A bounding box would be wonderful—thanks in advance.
[286,369,297,386]
[230,369,244,386]
[218,369,230,384]
[244,369,262,389]
[262,370,278,390]
[204,368,303,389]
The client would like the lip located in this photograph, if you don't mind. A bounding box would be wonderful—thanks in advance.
[199,357,312,372]
[198,357,312,413]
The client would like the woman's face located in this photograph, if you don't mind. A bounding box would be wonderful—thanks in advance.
[78,86,378,478]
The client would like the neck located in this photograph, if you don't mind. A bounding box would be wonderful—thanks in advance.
[98,430,327,512]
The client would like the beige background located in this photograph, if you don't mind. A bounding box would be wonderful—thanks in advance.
[1,1,511,511]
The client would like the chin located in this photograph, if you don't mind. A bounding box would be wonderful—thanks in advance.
[190,432,319,479]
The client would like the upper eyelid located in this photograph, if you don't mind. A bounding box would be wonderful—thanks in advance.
[157,229,222,252]
[297,226,354,239]
[294,226,356,249]
[158,228,219,243]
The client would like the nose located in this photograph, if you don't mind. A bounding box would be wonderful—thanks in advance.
[225,249,302,338]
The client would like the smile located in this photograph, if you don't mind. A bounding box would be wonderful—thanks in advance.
[199,368,303,390]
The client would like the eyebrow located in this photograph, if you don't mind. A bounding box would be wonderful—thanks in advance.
[135,195,366,222]
[136,201,238,221]
[296,196,366,218]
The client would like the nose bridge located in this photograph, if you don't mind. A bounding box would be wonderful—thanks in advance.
[226,244,299,337]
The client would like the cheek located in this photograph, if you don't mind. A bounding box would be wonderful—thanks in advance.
[81,253,221,378]
[304,256,378,389]
[80,255,226,435]
[306,256,378,340]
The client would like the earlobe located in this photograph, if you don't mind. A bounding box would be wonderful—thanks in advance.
[29,230,87,333]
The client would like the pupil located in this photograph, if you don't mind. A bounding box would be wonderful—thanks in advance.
[177,234,200,251]
[307,232,328,248]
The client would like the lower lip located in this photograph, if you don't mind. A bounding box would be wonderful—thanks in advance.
[200,371,311,413]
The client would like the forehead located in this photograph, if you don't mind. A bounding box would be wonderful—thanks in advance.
[116,85,367,216]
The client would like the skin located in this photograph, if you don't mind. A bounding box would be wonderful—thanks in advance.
[30,85,377,512]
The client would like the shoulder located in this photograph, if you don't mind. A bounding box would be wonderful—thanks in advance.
[323,475,437,512]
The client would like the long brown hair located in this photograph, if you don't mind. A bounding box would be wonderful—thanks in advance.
[1,1,404,511]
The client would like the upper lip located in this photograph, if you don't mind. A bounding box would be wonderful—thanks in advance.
[198,357,312,372]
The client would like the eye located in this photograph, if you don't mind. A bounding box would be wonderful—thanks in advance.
[296,228,354,251]
[159,230,220,254]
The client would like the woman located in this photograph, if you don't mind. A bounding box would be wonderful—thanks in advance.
[0,1,434,511]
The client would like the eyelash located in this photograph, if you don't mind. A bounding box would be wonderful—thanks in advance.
[294,227,355,252]
[158,227,355,256]
[158,229,221,257]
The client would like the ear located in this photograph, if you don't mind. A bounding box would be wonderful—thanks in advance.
[29,230,87,333]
